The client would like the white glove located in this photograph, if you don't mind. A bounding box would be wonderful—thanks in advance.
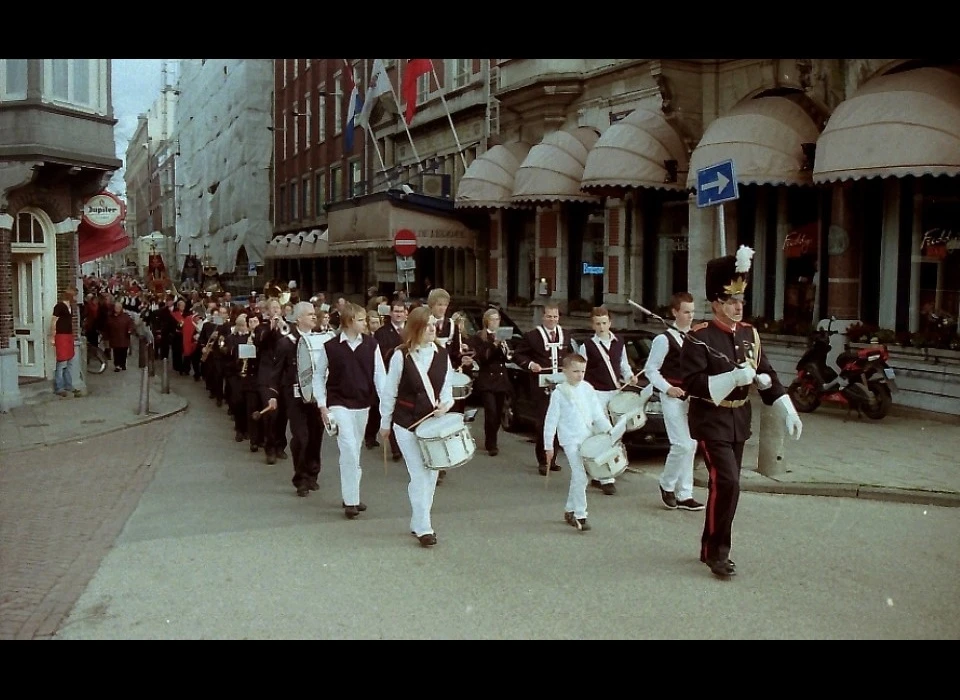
[774,394,803,440]
[732,364,756,386]
[755,373,772,390]
[708,371,738,405]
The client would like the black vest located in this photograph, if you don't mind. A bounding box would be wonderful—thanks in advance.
[393,348,448,429]
[583,336,626,391]
[325,334,377,409]
[659,330,685,387]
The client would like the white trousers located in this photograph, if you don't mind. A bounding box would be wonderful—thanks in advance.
[593,390,618,485]
[658,393,697,500]
[330,406,368,507]
[394,424,439,537]
[562,443,589,519]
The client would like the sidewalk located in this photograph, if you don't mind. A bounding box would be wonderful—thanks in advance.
[1,357,957,507]
[0,357,187,455]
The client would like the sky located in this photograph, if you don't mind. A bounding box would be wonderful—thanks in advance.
[108,59,177,196]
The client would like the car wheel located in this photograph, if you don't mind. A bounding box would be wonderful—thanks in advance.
[501,394,520,432]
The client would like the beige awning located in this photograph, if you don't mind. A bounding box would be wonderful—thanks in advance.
[455,141,532,208]
[813,66,960,183]
[686,95,821,189]
[582,106,689,191]
[512,127,601,204]
[263,234,285,259]
[327,197,477,252]
[304,228,330,257]
[290,230,317,258]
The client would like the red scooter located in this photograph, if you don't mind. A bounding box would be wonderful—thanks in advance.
[787,317,897,419]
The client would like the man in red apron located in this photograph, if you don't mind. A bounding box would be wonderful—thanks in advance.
[50,285,80,397]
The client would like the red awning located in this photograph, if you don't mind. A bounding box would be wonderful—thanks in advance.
[78,220,131,264]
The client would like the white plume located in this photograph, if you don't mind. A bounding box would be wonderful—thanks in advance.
[735,245,755,274]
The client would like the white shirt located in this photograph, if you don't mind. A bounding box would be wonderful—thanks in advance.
[543,380,612,449]
[380,342,456,429]
[587,333,633,386]
[314,332,385,408]
[644,327,686,393]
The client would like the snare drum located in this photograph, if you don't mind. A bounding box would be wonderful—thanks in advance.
[450,372,473,401]
[296,333,330,404]
[415,413,477,471]
[580,433,629,481]
[607,389,649,433]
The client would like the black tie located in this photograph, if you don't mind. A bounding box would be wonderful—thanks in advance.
[549,330,557,344]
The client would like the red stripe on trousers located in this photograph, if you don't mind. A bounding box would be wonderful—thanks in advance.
[699,440,718,559]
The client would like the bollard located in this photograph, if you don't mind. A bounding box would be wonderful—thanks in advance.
[161,354,170,394]
[148,343,156,377]
[757,403,786,476]
[138,337,150,415]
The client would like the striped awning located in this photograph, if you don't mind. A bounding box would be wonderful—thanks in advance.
[455,141,532,208]
[687,95,822,189]
[813,66,960,183]
[512,127,601,204]
[582,105,689,192]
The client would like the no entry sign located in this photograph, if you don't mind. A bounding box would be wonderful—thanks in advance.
[393,228,417,257]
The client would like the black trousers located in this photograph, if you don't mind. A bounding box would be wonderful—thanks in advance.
[479,390,508,450]
[534,389,560,467]
[258,387,289,455]
[112,347,129,369]
[698,439,745,564]
[284,387,323,489]
[227,375,247,434]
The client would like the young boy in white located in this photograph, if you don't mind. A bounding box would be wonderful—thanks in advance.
[642,292,704,511]
[544,353,613,531]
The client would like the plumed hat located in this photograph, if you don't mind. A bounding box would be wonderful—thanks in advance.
[705,245,755,301]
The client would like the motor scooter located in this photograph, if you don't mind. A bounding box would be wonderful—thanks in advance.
[787,317,897,419]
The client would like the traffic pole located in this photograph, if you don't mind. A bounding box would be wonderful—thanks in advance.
[757,404,786,476]
[161,353,170,394]
[138,336,150,416]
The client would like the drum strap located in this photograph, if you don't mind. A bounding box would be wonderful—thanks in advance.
[559,383,601,435]
[537,326,564,373]
[410,348,439,408]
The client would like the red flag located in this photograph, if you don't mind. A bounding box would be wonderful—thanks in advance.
[402,59,432,125]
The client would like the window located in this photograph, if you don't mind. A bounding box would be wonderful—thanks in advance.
[330,166,343,203]
[293,102,300,154]
[14,211,45,245]
[302,176,312,219]
[290,181,299,221]
[303,92,312,149]
[449,59,471,89]
[333,75,343,135]
[1,59,28,100]
[318,92,326,143]
[282,110,289,160]
[349,158,363,198]
[315,171,326,214]
[278,185,286,224]
[305,58,312,70]
[293,59,299,80]
[417,72,431,105]
[43,59,103,110]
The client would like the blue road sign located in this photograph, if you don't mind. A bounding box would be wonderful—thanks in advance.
[696,159,739,208]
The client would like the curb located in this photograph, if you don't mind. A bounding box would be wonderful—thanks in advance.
[693,474,960,508]
[1,399,189,455]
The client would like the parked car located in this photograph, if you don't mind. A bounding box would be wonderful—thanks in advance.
[499,326,671,452]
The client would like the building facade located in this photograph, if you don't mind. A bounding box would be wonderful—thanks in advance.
[0,58,121,410]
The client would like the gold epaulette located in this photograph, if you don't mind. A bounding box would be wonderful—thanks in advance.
[691,322,709,332]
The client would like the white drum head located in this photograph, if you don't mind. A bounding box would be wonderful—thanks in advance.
[450,373,471,389]
[608,391,643,415]
[581,433,615,460]
[416,412,465,439]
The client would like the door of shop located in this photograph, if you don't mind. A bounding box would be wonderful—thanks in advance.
[12,254,46,377]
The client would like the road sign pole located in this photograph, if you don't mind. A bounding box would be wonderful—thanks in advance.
[718,203,727,257]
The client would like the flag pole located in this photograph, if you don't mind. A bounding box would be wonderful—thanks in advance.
[429,59,468,172]
[388,62,423,171]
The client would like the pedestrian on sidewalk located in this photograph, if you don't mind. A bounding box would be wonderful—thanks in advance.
[104,302,135,371]
[50,285,79,397]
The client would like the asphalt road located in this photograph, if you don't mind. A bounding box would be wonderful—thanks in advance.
[32,380,960,640]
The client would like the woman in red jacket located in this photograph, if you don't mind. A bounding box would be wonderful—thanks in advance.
[171,299,186,374]
[103,302,135,371]
[181,306,201,380]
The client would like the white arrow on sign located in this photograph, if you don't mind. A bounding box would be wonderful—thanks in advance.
[701,171,730,194]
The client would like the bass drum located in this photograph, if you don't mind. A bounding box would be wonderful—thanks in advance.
[296,333,330,404]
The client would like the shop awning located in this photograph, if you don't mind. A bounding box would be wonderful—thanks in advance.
[455,141,532,208]
[263,234,286,259]
[291,229,318,258]
[582,106,689,192]
[512,127,601,204]
[306,228,330,256]
[78,220,131,264]
[813,66,960,183]
[327,194,477,252]
[686,95,821,189]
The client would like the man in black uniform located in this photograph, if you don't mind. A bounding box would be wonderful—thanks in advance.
[262,301,325,497]
[678,246,803,579]
[255,298,290,464]
[372,299,406,461]
[512,302,575,475]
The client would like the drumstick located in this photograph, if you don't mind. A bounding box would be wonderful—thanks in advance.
[383,440,388,475]
[613,369,646,394]
[408,409,439,432]
[250,404,276,422]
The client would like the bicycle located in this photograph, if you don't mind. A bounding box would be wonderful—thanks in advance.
[87,341,108,374]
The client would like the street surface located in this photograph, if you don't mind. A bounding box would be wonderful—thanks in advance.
[2,376,953,640]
